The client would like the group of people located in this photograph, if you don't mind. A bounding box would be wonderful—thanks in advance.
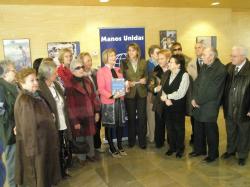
[0,41,250,187]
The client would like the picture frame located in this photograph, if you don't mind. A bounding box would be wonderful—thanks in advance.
[3,39,32,70]
[47,41,80,66]
[159,30,177,49]
[196,36,217,48]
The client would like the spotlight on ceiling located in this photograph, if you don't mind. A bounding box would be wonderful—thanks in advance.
[99,0,109,3]
[211,1,220,6]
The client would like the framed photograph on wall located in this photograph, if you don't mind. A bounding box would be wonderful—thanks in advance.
[196,36,217,48]
[3,39,32,70]
[47,41,80,66]
[159,30,177,49]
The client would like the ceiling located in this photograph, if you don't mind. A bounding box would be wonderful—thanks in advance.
[0,0,250,9]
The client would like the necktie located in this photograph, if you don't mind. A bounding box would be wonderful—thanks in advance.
[234,67,239,76]
[198,58,203,67]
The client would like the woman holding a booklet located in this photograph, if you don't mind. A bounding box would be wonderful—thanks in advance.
[120,43,148,149]
[97,48,127,158]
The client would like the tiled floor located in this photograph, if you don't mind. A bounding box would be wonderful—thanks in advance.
[58,110,250,187]
[4,110,250,187]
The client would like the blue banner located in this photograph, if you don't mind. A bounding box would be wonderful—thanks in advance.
[99,27,145,67]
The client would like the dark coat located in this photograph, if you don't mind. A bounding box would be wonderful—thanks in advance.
[120,59,148,98]
[38,80,72,140]
[152,70,170,115]
[223,60,250,122]
[192,58,227,123]
[65,76,101,137]
[0,78,18,146]
[14,90,61,187]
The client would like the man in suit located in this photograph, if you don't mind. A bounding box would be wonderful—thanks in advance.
[222,46,250,166]
[187,42,205,144]
[189,47,227,163]
[146,45,160,143]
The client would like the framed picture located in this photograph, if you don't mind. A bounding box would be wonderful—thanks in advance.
[159,30,177,49]
[3,39,32,70]
[196,36,217,48]
[47,41,80,66]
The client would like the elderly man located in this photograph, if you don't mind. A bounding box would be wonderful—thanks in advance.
[0,60,18,187]
[187,42,205,144]
[222,46,250,166]
[189,47,227,163]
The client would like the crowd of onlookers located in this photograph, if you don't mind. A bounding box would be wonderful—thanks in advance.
[0,41,250,187]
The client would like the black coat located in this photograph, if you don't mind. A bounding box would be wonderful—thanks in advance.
[192,58,227,123]
[152,70,170,115]
[223,60,250,122]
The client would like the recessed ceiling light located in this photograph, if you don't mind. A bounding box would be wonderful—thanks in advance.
[99,0,109,3]
[211,1,220,6]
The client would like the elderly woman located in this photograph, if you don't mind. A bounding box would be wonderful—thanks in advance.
[120,43,148,149]
[65,59,100,164]
[97,48,127,158]
[78,52,104,153]
[149,49,171,148]
[37,58,72,179]
[161,55,189,158]
[14,68,61,187]
[57,48,73,87]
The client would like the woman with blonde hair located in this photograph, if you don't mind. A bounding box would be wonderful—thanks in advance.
[97,48,127,158]
[120,43,148,149]
[57,48,73,87]
[14,68,61,187]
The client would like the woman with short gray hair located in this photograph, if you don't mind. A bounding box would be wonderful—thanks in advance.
[38,58,72,179]
[65,58,101,164]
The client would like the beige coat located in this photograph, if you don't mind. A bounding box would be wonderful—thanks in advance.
[187,59,198,81]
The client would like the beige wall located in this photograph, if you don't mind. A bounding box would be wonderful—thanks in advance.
[0,5,249,68]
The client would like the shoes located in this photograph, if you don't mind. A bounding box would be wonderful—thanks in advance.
[165,150,175,156]
[176,152,183,158]
[95,147,106,153]
[189,151,206,157]
[86,155,100,162]
[78,160,87,166]
[203,156,217,163]
[62,173,71,180]
[118,149,128,156]
[221,152,235,159]
[140,145,147,149]
[238,159,246,166]
[109,149,122,158]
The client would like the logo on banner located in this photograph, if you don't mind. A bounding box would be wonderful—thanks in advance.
[99,28,145,67]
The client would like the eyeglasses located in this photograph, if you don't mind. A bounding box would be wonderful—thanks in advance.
[74,65,84,71]
[173,48,182,51]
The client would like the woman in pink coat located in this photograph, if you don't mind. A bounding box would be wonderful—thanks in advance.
[97,48,127,158]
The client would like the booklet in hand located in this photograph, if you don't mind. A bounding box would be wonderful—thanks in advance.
[112,78,125,96]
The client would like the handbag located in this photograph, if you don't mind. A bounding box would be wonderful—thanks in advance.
[70,139,90,154]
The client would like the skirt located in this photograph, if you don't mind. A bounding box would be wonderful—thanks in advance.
[101,99,126,128]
